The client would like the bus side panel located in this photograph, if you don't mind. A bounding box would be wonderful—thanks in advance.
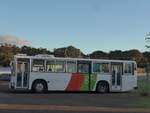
[89,74,97,91]
[121,75,137,91]
[66,73,84,91]
[29,72,72,90]
[78,74,97,91]
[79,74,89,91]
[29,73,112,91]
[66,73,97,91]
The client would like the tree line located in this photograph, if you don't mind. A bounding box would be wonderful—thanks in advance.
[0,44,149,67]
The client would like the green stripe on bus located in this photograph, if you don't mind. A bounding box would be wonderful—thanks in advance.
[80,74,97,91]
[90,74,97,90]
[80,74,89,91]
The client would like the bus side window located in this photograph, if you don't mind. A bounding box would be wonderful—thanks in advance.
[32,59,45,72]
[78,64,89,73]
[55,60,65,73]
[46,60,55,72]
[101,63,109,73]
[93,62,109,73]
[17,63,25,72]
[124,63,132,75]
[66,61,77,73]
[93,63,101,73]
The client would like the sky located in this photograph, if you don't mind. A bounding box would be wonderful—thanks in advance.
[0,0,150,54]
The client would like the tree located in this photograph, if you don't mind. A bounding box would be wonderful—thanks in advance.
[125,49,143,62]
[0,44,20,67]
[0,44,148,68]
[20,46,52,56]
[54,46,85,58]
[89,51,108,59]
[109,50,124,60]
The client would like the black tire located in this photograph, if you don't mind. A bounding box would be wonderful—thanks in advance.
[96,82,109,93]
[32,80,47,93]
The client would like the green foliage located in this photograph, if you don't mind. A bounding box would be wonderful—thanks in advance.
[89,51,108,59]
[20,46,51,56]
[0,44,20,66]
[109,50,125,60]
[138,98,150,106]
[0,44,149,68]
[54,46,85,58]
[138,79,150,96]
[0,44,52,67]
[130,97,150,106]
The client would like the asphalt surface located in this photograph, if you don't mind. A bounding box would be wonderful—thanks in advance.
[0,81,150,113]
[0,110,137,113]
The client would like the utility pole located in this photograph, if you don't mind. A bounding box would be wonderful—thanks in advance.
[145,34,150,92]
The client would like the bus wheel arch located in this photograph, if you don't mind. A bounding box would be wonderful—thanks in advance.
[96,81,110,93]
[32,79,48,93]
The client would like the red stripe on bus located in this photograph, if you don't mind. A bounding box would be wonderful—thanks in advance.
[66,73,84,91]
[78,74,84,89]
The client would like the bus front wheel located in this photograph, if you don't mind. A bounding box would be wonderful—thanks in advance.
[96,82,109,93]
[32,80,47,93]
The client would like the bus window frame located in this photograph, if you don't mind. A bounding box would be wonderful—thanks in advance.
[124,62,133,75]
[45,59,56,73]
[77,61,92,74]
[31,59,45,72]
[55,60,66,73]
[92,62,111,74]
[66,60,77,73]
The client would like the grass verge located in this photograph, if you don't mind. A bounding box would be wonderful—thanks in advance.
[130,79,150,106]
[138,79,150,96]
[130,97,150,106]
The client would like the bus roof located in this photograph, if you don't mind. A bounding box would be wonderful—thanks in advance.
[14,54,136,63]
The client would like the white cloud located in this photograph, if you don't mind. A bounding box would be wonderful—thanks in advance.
[0,35,30,47]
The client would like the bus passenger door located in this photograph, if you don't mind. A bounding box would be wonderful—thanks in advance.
[16,62,30,88]
[77,61,91,91]
[111,63,123,91]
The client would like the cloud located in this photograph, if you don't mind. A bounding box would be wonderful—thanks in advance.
[0,35,30,47]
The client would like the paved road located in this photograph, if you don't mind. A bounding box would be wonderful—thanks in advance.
[0,81,150,113]
[0,110,139,113]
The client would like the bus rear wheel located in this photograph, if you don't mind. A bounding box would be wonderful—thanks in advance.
[32,80,47,93]
[96,82,109,93]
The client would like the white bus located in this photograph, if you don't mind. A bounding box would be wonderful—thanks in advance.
[10,54,137,93]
